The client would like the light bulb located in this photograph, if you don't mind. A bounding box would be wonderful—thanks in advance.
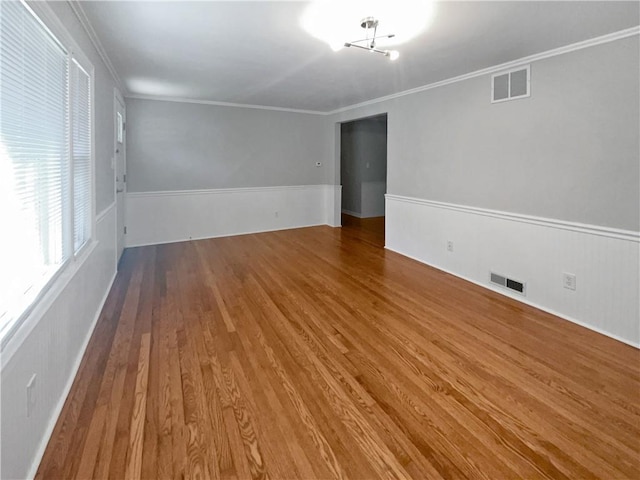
[389,50,400,61]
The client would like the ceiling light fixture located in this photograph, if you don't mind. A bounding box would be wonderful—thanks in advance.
[343,17,399,60]
[301,0,436,56]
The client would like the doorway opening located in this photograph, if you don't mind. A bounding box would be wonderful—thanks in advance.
[339,113,387,247]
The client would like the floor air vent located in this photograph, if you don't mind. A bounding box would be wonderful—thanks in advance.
[490,272,526,295]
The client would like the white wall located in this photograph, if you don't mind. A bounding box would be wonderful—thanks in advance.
[327,33,640,346]
[0,2,120,478]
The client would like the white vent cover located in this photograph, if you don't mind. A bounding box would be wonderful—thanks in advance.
[490,271,526,296]
[492,65,530,103]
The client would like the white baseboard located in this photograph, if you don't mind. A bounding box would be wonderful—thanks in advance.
[126,185,339,247]
[385,194,640,347]
[127,223,329,248]
[342,208,385,219]
[342,208,363,218]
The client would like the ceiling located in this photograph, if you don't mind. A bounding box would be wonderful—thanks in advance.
[79,1,640,113]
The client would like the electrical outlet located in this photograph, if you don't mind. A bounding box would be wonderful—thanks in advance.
[447,241,454,252]
[26,374,37,418]
[563,272,576,291]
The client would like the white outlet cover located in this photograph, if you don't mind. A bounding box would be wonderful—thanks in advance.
[563,273,576,291]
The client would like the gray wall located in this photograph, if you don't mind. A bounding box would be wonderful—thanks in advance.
[329,35,640,231]
[340,116,387,216]
[126,98,330,192]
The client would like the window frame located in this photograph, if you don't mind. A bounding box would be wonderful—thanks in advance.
[491,64,531,104]
[0,0,96,349]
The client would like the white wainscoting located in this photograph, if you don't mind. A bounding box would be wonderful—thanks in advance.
[385,195,640,347]
[326,184,342,227]
[125,185,339,247]
[1,203,118,480]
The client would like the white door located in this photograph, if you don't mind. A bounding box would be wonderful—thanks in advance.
[115,92,126,264]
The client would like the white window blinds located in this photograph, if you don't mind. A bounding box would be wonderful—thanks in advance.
[0,0,93,342]
[72,59,91,252]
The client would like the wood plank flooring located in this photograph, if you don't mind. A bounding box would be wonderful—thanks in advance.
[37,218,640,479]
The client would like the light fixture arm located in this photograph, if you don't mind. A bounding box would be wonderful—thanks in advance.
[344,42,391,57]
[343,17,400,60]
[347,34,395,45]
[370,21,377,49]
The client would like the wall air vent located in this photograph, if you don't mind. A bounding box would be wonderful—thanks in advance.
[490,272,526,296]
[491,65,530,103]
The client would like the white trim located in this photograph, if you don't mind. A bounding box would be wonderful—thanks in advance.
[385,194,640,242]
[114,86,125,107]
[126,184,329,198]
[341,209,364,218]
[96,201,116,223]
[114,89,127,267]
[24,269,118,480]
[24,1,74,53]
[327,26,640,115]
[384,246,639,350]
[125,93,326,116]
[66,0,126,93]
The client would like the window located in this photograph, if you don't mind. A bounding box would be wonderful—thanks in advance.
[72,59,92,252]
[491,65,530,103]
[116,111,124,144]
[0,0,93,343]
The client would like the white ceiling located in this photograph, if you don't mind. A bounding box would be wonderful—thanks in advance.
[79,1,640,113]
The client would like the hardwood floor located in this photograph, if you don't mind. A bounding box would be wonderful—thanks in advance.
[37,220,640,479]
[340,214,385,248]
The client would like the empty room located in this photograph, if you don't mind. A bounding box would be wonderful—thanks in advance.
[1,1,639,479]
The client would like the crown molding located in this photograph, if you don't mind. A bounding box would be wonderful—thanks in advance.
[124,94,326,116]
[67,0,126,94]
[326,25,640,116]
[78,22,637,116]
